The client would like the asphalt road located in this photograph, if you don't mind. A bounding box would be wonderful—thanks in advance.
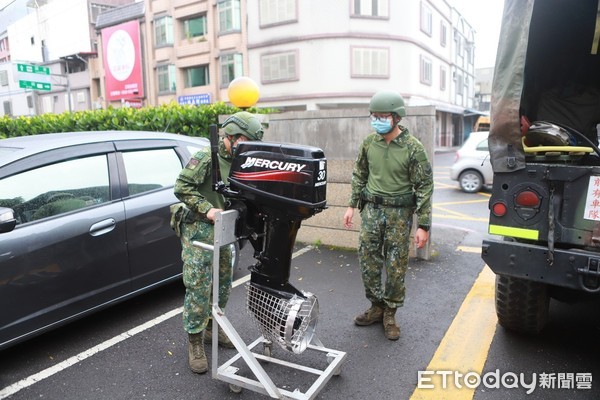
[1,152,599,400]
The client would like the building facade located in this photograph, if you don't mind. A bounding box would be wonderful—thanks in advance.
[245,0,476,146]
[90,0,251,109]
[0,0,479,148]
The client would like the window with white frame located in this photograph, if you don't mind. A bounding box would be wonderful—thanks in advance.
[0,70,7,86]
[155,16,173,46]
[440,21,447,47]
[220,53,243,87]
[420,2,433,36]
[465,42,473,64]
[183,14,208,39]
[157,65,176,93]
[261,51,297,83]
[259,0,296,25]
[218,0,241,33]
[351,47,388,77]
[3,100,12,116]
[440,66,447,91]
[420,56,432,85]
[455,31,463,58]
[351,0,389,18]
[456,74,464,95]
[184,65,209,87]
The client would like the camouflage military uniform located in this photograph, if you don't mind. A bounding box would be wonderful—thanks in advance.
[349,126,433,309]
[173,141,233,335]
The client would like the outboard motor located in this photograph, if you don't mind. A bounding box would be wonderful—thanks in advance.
[210,125,327,354]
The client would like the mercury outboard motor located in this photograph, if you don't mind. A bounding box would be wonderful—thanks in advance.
[210,125,327,353]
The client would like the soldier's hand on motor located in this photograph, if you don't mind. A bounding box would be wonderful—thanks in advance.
[415,228,429,249]
[206,208,223,223]
[343,207,354,229]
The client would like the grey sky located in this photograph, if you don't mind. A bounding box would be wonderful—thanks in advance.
[451,0,506,68]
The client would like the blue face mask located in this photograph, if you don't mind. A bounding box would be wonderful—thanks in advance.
[371,119,393,135]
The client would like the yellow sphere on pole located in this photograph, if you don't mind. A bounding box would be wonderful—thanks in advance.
[227,76,260,108]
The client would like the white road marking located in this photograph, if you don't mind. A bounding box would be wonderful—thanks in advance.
[0,245,315,399]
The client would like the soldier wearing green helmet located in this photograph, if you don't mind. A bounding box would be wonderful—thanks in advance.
[171,111,264,373]
[343,90,433,341]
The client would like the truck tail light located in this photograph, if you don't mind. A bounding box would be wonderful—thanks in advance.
[515,190,541,207]
[492,202,507,217]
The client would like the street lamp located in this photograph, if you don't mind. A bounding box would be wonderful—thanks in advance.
[227,76,260,109]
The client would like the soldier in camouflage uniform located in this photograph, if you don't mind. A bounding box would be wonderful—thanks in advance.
[172,111,264,373]
[343,90,433,341]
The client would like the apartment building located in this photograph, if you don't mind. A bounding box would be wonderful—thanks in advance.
[0,0,477,147]
[244,0,476,146]
[91,0,250,108]
[0,0,134,116]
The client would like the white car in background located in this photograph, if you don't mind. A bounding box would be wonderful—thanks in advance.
[450,131,493,193]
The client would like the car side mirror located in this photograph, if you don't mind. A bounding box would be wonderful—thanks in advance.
[0,207,17,233]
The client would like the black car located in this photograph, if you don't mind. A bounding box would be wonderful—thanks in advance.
[0,130,212,350]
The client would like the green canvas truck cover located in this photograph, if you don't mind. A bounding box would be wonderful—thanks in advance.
[489,0,600,173]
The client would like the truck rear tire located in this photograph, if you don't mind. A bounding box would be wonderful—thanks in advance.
[495,274,549,334]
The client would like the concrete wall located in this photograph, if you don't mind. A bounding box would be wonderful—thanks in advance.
[257,106,436,256]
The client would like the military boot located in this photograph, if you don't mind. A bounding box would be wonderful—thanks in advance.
[204,320,235,348]
[354,303,384,326]
[383,307,400,340]
[188,332,208,374]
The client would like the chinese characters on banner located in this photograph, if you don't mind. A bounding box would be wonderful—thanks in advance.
[584,176,600,220]
[101,21,144,102]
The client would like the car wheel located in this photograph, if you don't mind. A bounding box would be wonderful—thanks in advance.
[458,170,484,193]
[495,274,549,334]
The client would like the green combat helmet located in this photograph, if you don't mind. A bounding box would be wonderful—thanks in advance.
[369,90,406,117]
[222,111,264,140]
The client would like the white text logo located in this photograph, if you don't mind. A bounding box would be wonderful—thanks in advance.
[240,157,307,173]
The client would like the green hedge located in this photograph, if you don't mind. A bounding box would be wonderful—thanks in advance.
[0,102,273,139]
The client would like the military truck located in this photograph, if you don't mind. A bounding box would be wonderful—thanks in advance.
[481,0,600,334]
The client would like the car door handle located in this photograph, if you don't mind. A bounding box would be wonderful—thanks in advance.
[89,218,116,237]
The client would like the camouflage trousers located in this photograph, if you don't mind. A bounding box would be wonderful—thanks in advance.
[180,219,233,335]
[358,202,414,309]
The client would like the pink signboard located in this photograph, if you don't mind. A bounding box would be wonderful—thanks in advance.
[102,21,144,101]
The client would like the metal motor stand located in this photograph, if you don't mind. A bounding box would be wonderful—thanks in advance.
[193,209,346,399]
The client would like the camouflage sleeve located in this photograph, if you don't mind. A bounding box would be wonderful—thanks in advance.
[348,137,370,208]
[408,138,433,227]
[174,150,214,216]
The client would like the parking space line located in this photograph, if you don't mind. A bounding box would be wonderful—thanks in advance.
[457,246,481,254]
[0,308,183,399]
[433,209,488,223]
[433,181,456,189]
[409,265,497,399]
[0,245,314,399]
[436,199,489,206]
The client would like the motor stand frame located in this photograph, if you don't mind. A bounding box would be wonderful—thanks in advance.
[193,209,347,399]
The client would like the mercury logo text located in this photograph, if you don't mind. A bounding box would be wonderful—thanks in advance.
[240,157,307,173]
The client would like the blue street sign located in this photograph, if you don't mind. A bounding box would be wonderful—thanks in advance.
[178,94,211,105]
